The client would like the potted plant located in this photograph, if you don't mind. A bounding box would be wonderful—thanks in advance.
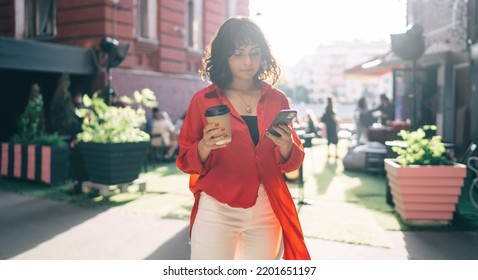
[1,83,70,185]
[75,88,157,185]
[384,125,467,225]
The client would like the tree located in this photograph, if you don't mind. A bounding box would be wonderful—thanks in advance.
[12,83,45,143]
[49,74,76,136]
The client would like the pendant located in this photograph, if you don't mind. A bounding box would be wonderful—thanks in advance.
[246,107,252,113]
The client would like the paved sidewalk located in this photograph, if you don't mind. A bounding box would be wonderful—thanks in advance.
[2,191,478,260]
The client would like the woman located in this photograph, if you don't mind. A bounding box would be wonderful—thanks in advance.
[176,17,310,260]
[321,97,339,158]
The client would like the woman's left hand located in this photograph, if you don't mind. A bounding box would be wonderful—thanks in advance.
[265,123,293,146]
[265,123,295,161]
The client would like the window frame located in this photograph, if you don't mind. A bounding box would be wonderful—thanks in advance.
[24,0,57,39]
[136,0,158,43]
[186,0,203,51]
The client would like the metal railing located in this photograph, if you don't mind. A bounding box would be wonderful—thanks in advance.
[467,156,478,210]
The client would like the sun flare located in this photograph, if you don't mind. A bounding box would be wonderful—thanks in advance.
[249,0,406,66]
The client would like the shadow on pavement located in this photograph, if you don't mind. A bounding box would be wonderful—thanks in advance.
[145,226,190,260]
[0,191,104,259]
[403,231,478,260]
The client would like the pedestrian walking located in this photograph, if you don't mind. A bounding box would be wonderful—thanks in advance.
[176,16,310,260]
[321,97,339,158]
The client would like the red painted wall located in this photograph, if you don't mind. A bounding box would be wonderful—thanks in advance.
[111,69,209,120]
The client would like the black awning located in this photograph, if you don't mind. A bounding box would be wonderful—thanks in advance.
[344,50,454,78]
[0,36,99,75]
[344,51,404,77]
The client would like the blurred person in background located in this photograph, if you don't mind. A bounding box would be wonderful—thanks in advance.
[304,109,319,136]
[354,97,374,145]
[321,97,339,158]
[151,110,178,161]
[372,94,394,125]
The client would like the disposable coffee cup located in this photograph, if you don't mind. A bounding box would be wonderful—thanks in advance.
[205,105,232,145]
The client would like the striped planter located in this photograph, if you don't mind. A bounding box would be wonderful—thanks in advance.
[385,158,467,225]
[1,142,69,185]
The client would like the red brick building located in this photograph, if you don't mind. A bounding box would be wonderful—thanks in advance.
[0,0,249,140]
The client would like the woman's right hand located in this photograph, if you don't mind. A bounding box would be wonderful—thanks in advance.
[198,123,228,162]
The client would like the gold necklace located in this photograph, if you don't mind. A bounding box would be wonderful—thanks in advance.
[236,92,254,114]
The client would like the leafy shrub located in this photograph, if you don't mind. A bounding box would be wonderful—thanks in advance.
[33,133,69,147]
[76,88,158,143]
[13,85,44,143]
[11,132,68,148]
[11,84,67,148]
[392,125,454,166]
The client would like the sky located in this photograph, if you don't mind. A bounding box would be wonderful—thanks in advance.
[249,0,407,66]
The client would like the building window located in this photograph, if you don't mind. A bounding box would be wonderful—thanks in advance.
[24,0,56,38]
[187,0,203,50]
[137,0,157,40]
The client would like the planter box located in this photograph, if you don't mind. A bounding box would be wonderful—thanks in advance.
[79,142,149,185]
[385,158,467,225]
[0,142,69,185]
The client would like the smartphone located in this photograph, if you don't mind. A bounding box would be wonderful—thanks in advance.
[266,109,297,137]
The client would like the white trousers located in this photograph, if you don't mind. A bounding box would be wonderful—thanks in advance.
[191,186,282,260]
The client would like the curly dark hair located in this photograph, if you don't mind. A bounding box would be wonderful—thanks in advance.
[199,16,281,89]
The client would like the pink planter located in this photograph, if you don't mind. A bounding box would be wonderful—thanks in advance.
[384,159,467,224]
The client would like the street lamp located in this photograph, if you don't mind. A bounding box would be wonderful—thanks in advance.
[390,24,425,129]
[99,36,130,105]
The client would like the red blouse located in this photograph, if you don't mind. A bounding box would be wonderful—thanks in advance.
[176,82,311,260]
